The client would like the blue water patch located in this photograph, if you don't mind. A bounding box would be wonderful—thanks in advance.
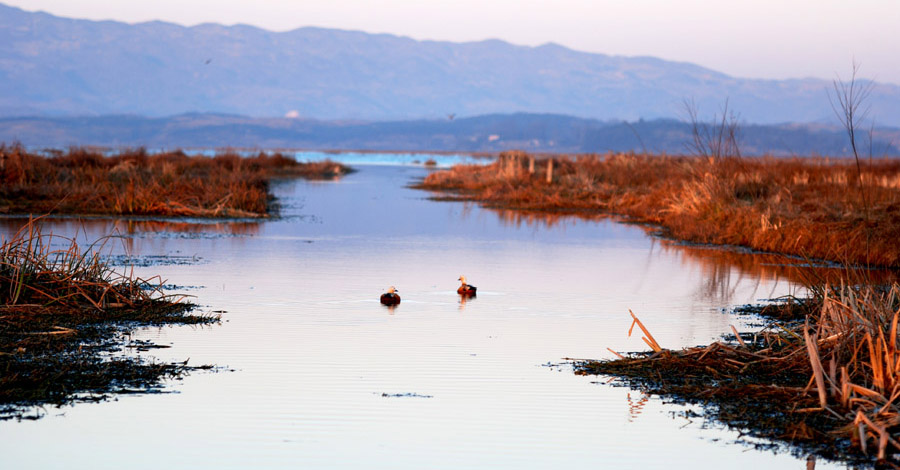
[28,146,494,168]
[287,150,490,168]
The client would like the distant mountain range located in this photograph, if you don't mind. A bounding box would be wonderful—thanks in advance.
[3,3,900,128]
[4,113,898,157]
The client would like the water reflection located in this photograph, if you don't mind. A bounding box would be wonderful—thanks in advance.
[109,219,261,237]
[627,392,649,422]
[0,164,847,470]
[457,293,476,311]
[0,216,260,239]
[382,304,399,314]
[488,208,608,229]
[662,240,899,306]
[473,206,899,308]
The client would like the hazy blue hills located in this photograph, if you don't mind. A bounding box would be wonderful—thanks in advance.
[3,3,900,127]
[4,113,898,157]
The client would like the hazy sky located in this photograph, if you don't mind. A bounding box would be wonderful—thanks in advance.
[7,0,900,85]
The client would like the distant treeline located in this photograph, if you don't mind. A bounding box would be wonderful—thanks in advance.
[2,113,898,157]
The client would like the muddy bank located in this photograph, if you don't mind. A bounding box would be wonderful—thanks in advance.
[1,301,217,420]
[577,290,900,468]
[0,221,217,420]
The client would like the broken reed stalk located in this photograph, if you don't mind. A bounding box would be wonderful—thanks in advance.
[804,326,829,408]
[607,347,625,359]
[730,325,747,348]
[628,309,662,353]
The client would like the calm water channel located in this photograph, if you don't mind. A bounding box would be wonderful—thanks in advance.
[0,158,844,469]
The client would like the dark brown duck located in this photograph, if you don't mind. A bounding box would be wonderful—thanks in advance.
[380,286,401,305]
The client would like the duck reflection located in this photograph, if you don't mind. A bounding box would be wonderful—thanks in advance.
[458,292,475,311]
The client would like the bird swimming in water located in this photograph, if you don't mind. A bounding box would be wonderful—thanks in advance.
[380,286,401,305]
[457,276,477,296]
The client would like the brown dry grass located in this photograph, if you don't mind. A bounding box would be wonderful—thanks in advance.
[422,150,900,461]
[416,151,900,267]
[0,218,215,417]
[582,284,900,463]
[0,145,352,218]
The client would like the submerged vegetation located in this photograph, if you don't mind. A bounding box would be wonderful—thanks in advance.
[416,151,900,268]
[0,219,216,419]
[0,145,353,218]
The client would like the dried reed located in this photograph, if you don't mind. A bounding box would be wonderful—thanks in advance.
[416,151,900,267]
[0,218,213,417]
[584,284,900,463]
[0,145,352,218]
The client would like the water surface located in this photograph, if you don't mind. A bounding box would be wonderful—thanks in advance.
[0,163,841,469]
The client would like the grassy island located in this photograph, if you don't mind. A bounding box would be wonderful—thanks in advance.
[0,145,352,218]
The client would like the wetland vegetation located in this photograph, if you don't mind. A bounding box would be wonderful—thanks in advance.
[416,151,900,268]
[0,145,352,218]
[3,135,898,464]
[419,151,900,465]
[0,144,354,419]
[0,219,217,420]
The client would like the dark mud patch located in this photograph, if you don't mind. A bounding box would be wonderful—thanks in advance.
[0,301,219,421]
[158,284,204,291]
[126,232,252,240]
[379,392,433,399]
[105,254,206,267]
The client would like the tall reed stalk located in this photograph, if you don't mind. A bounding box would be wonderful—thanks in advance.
[1,217,171,310]
[804,283,900,459]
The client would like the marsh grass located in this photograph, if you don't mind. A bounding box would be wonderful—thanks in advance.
[415,151,900,267]
[579,283,900,464]
[0,218,216,419]
[0,145,353,218]
[420,150,900,462]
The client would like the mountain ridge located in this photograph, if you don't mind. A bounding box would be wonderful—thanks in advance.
[2,3,900,126]
[3,112,898,157]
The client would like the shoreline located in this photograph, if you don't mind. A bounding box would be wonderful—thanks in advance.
[0,220,218,420]
[413,151,900,269]
[416,152,900,466]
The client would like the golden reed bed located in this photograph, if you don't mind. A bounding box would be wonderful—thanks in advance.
[0,145,351,218]
[416,151,900,268]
